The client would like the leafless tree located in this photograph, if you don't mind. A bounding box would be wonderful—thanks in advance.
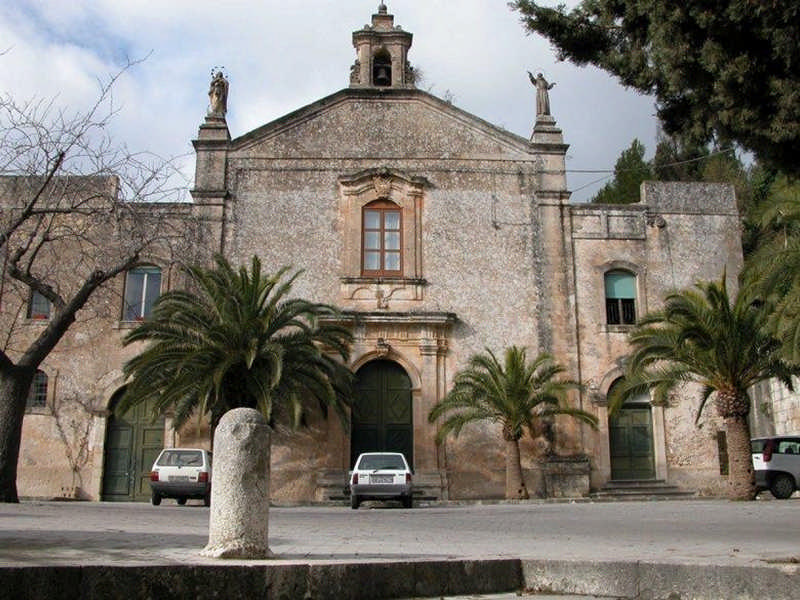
[48,392,95,499]
[0,63,196,502]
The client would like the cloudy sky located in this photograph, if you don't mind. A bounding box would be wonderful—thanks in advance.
[0,0,658,202]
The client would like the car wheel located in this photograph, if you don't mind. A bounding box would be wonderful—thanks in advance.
[177,497,187,506]
[204,493,211,507]
[151,492,161,506]
[350,494,360,510]
[401,495,412,509]
[770,474,795,499]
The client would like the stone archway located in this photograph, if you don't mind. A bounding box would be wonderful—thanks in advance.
[101,388,164,502]
[350,360,413,469]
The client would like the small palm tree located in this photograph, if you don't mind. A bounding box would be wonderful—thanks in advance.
[118,255,353,433]
[428,346,597,500]
[610,277,799,500]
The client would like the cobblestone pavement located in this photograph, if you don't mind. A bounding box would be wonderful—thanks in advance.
[0,497,797,568]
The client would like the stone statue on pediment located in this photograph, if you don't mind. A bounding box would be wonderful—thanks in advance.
[529,71,555,117]
[208,70,229,117]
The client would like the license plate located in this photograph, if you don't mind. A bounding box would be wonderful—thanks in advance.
[170,475,191,482]
[370,475,393,484]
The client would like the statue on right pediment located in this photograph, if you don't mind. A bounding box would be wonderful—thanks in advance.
[529,71,555,117]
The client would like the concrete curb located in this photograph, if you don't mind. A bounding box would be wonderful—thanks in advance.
[522,559,800,600]
[1,558,799,600]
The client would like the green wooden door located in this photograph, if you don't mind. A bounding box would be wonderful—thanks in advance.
[102,394,164,502]
[609,404,655,480]
[351,360,413,468]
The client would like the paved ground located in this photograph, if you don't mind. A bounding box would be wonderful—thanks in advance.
[1,497,797,567]
[0,497,798,598]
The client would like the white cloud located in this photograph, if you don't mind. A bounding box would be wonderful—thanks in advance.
[0,0,657,201]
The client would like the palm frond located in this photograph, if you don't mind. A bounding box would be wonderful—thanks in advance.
[616,275,800,420]
[120,254,353,430]
[428,346,596,445]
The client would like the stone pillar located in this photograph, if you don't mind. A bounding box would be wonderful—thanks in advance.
[201,408,271,559]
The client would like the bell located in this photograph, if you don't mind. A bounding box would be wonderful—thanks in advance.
[374,65,391,86]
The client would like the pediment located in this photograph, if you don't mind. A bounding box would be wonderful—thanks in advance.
[338,167,430,199]
[230,88,538,160]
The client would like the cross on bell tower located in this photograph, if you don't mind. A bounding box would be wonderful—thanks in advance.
[350,3,415,88]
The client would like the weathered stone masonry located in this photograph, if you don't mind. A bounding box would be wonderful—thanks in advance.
[8,4,743,501]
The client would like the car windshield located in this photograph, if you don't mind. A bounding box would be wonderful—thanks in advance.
[157,450,203,467]
[358,455,406,471]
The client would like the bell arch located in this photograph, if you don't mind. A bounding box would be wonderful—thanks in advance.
[372,48,392,86]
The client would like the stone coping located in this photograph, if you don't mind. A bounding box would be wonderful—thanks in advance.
[2,558,799,600]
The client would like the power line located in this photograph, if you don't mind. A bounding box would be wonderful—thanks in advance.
[565,146,737,175]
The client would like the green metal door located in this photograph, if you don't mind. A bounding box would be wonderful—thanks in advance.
[609,403,655,480]
[102,393,164,501]
[351,360,413,468]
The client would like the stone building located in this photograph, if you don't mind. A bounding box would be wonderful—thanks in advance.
[9,4,745,502]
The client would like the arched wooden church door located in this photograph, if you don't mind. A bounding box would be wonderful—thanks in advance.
[102,389,164,501]
[609,389,656,481]
[350,360,413,468]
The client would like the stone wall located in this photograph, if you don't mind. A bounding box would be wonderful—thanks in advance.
[570,181,742,495]
[217,90,560,500]
[0,184,217,501]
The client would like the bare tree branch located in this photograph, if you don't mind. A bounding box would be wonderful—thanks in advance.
[0,58,202,501]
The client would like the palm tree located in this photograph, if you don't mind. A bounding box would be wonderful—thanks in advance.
[118,255,353,433]
[743,178,800,364]
[428,346,597,500]
[610,277,799,500]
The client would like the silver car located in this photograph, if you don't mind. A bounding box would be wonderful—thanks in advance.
[349,452,413,509]
[751,436,800,499]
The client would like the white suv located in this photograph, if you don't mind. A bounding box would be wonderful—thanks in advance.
[149,448,212,506]
[751,436,800,499]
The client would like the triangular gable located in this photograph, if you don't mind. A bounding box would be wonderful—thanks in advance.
[230,88,539,160]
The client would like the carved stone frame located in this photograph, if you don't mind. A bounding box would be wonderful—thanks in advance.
[339,168,429,309]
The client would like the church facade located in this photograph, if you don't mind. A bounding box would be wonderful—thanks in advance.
[10,5,743,502]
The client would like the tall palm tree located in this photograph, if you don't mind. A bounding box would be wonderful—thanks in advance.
[610,277,799,500]
[428,346,597,500]
[118,255,353,433]
[743,178,800,364]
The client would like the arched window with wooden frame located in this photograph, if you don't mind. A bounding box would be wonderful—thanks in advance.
[362,200,402,277]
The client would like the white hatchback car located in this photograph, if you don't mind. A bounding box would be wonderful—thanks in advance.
[349,452,413,509]
[149,448,212,506]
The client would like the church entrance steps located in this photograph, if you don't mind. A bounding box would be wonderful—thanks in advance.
[590,480,696,500]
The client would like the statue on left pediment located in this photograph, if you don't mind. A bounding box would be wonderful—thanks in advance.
[208,70,229,117]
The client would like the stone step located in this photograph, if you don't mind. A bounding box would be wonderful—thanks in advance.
[591,480,696,500]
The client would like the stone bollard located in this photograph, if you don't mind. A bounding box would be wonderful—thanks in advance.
[201,407,272,559]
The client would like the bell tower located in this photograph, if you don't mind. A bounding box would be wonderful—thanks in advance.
[350,3,415,89]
